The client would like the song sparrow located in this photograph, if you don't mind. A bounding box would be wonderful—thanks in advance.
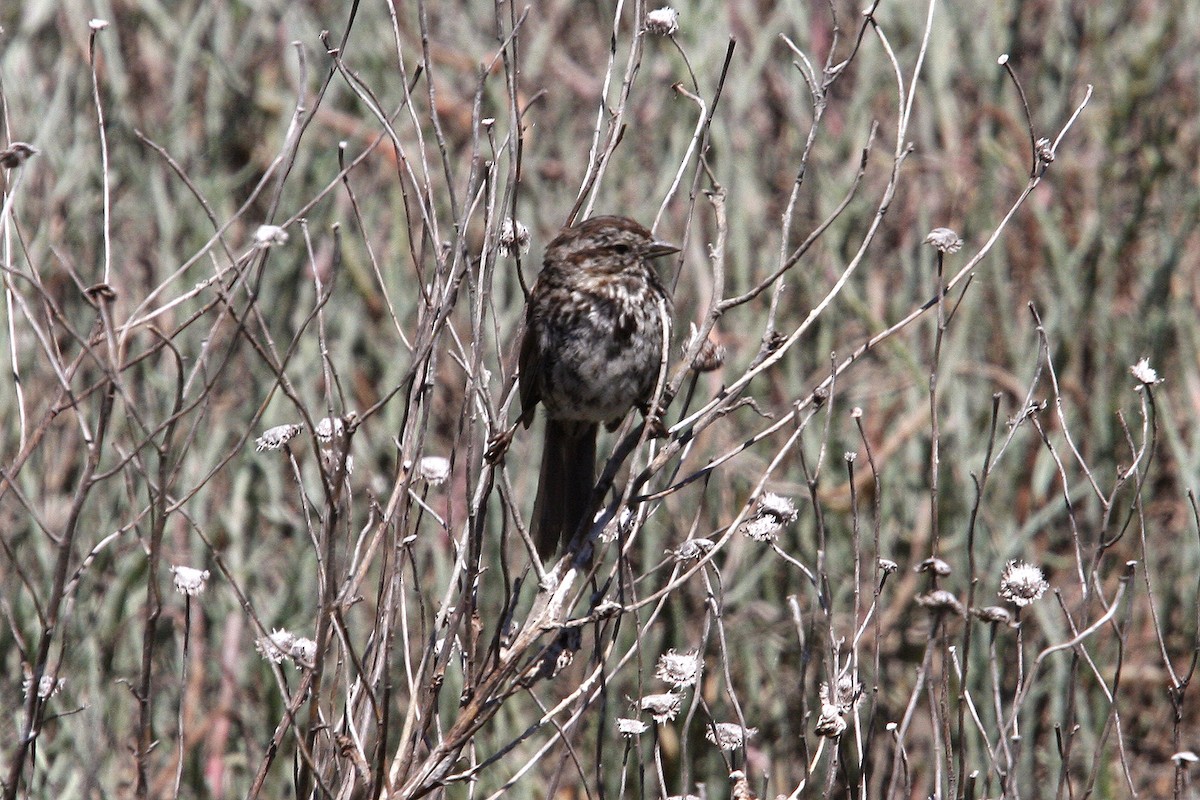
[519,215,677,559]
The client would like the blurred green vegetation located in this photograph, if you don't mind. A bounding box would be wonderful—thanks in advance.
[1,0,1198,797]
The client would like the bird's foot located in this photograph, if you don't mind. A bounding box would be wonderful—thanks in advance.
[485,424,517,464]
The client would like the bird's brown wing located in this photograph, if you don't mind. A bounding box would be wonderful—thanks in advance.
[517,312,541,428]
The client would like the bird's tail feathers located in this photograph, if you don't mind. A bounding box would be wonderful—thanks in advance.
[531,419,598,560]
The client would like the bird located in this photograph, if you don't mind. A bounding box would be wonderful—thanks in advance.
[518,215,677,559]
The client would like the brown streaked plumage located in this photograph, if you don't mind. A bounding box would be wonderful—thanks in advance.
[519,216,677,559]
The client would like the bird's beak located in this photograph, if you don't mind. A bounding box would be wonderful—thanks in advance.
[645,239,681,259]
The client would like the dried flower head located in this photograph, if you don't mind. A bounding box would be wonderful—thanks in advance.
[729,770,756,800]
[253,224,288,248]
[417,456,451,484]
[999,560,1048,607]
[644,7,679,35]
[924,227,963,254]
[821,675,861,714]
[815,704,847,738]
[1035,137,1055,166]
[878,558,899,575]
[683,323,726,372]
[1172,750,1199,764]
[915,557,952,577]
[89,18,109,31]
[971,605,1013,625]
[497,218,531,257]
[739,492,798,542]
[0,142,39,169]
[290,637,318,668]
[916,589,966,617]
[813,676,857,738]
[23,674,65,700]
[705,722,757,750]
[255,423,303,452]
[640,692,683,724]
[655,649,701,689]
[170,565,210,597]
[1130,358,1162,387]
[673,537,715,562]
[256,628,296,664]
[616,717,649,738]
[315,416,346,443]
[757,492,798,522]
[740,516,782,543]
[836,674,862,703]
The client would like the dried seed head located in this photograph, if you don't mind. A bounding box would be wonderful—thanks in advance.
[814,679,857,741]
[644,7,680,35]
[0,142,39,169]
[999,560,1048,607]
[705,722,757,750]
[639,692,683,724]
[673,537,715,562]
[739,492,797,542]
[835,674,861,706]
[417,456,451,484]
[255,423,303,452]
[290,637,318,668]
[916,589,966,617]
[170,565,210,597]
[616,717,649,738]
[23,674,65,700]
[924,227,963,254]
[815,704,847,738]
[1172,751,1199,764]
[1130,358,1162,387]
[683,323,726,372]
[915,556,952,577]
[878,558,899,575]
[820,675,861,714]
[757,492,798,523]
[1035,137,1055,166]
[971,605,1013,625]
[256,628,296,664]
[729,770,756,800]
[655,649,701,689]
[740,516,783,543]
[497,218,531,257]
[253,224,288,248]
[315,416,346,443]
